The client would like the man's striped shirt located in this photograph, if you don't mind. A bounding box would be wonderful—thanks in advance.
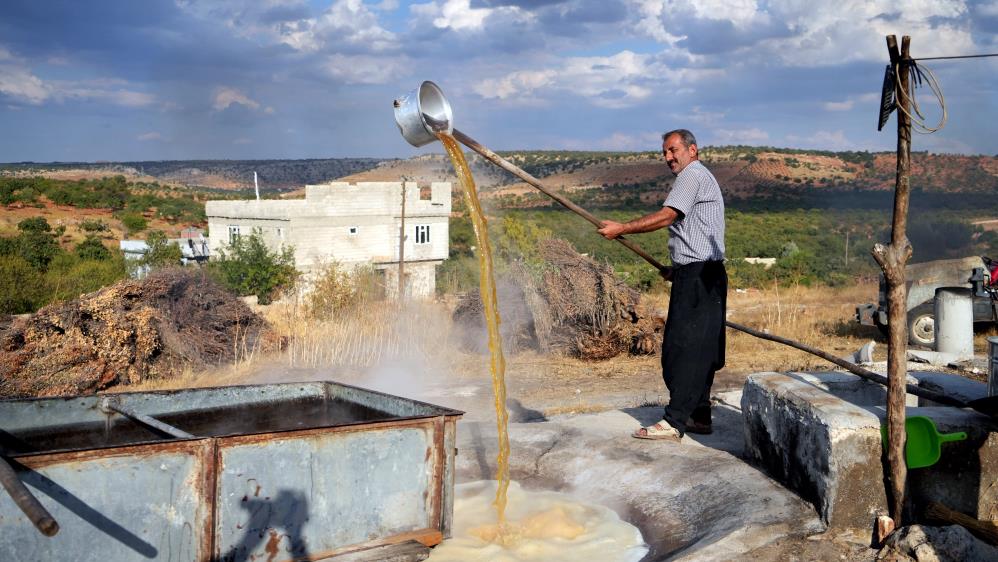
[662,160,726,265]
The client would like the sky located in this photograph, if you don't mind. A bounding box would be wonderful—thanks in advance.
[0,0,996,162]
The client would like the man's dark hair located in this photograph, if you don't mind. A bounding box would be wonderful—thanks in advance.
[662,129,697,148]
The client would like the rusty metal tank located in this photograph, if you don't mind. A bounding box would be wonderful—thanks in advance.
[0,381,462,561]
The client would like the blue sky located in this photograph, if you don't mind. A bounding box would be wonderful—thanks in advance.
[1,0,996,161]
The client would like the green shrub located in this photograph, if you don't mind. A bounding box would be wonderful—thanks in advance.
[75,236,112,261]
[209,230,297,304]
[0,255,46,314]
[142,230,182,269]
[121,213,148,234]
[46,254,127,303]
[17,216,51,233]
[80,219,109,232]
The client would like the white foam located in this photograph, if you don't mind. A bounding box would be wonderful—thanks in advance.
[428,480,648,562]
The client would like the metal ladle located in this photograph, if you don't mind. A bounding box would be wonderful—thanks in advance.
[393,81,998,418]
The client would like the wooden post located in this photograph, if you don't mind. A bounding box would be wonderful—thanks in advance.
[872,34,914,526]
[398,180,407,301]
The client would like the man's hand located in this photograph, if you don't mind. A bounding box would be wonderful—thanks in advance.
[598,220,626,240]
[659,266,673,282]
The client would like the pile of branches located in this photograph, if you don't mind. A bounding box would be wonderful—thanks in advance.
[0,269,281,398]
[454,238,659,360]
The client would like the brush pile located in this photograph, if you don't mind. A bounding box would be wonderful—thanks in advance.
[454,238,659,360]
[0,269,280,398]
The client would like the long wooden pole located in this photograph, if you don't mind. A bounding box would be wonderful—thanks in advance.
[398,181,407,301]
[872,34,914,526]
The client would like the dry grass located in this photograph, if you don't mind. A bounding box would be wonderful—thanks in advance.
[722,281,881,373]
[265,298,460,369]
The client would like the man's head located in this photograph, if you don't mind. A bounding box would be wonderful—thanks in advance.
[662,129,698,176]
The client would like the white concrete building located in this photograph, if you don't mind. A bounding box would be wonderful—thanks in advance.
[205,181,451,298]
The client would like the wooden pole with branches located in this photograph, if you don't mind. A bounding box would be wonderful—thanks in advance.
[873,34,914,527]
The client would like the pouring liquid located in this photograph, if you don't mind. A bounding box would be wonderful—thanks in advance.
[437,132,512,525]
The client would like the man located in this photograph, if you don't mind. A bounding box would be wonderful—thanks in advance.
[598,129,727,442]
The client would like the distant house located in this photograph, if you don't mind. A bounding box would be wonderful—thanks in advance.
[204,181,451,299]
[743,257,777,269]
[120,228,210,278]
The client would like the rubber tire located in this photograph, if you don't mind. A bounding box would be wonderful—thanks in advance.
[907,303,935,347]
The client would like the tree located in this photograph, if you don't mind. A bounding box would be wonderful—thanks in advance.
[142,230,183,269]
[0,255,46,314]
[121,213,148,235]
[210,230,297,304]
[75,235,112,261]
[17,216,52,233]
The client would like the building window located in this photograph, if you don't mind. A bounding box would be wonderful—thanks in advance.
[415,224,430,245]
[228,225,240,244]
[276,227,284,240]
[348,226,358,236]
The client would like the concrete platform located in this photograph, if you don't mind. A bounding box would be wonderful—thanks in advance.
[742,371,998,530]
[455,402,825,561]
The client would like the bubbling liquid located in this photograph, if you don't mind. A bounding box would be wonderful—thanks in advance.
[427,481,648,562]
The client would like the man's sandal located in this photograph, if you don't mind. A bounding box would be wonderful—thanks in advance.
[632,422,682,441]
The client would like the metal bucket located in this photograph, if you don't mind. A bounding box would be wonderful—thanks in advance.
[394,81,452,147]
[988,336,998,397]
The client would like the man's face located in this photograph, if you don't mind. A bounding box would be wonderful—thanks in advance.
[662,134,697,176]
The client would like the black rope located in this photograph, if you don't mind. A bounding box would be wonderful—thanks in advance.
[913,53,998,61]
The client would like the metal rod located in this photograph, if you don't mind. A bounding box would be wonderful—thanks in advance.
[0,455,59,536]
[724,321,966,408]
[452,128,672,276]
[100,398,195,440]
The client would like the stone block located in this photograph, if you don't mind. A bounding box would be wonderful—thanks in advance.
[742,372,886,529]
[743,371,998,530]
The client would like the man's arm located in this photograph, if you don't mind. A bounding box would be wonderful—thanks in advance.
[597,206,680,240]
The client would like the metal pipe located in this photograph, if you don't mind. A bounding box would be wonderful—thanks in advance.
[0,455,59,536]
[99,398,196,440]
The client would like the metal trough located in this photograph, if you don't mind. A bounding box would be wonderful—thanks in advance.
[0,381,463,561]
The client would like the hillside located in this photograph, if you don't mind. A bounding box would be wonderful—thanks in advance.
[1,158,385,192]
[3,147,997,212]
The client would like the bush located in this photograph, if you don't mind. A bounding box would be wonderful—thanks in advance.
[121,213,148,234]
[17,216,51,233]
[0,255,46,314]
[45,254,127,303]
[305,263,382,318]
[80,219,108,233]
[209,230,297,304]
[75,236,112,261]
[142,230,182,269]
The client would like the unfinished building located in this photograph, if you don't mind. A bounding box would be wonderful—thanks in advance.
[205,181,451,298]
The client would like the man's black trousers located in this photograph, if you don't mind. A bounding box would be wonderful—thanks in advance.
[660,260,727,435]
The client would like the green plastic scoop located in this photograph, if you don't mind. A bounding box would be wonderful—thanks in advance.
[881,416,968,469]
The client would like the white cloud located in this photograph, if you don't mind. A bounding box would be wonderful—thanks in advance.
[785,129,850,150]
[213,87,261,111]
[0,47,49,104]
[711,127,769,145]
[631,0,976,66]
[323,54,411,85]
[411,0,494,31]
[823,100,853,111]
[279,0,396,52]
[137,132,163,141]
[823,92,879,112]
[474,50,721,108]
[593,131,663,151]
[233,137,253,145]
